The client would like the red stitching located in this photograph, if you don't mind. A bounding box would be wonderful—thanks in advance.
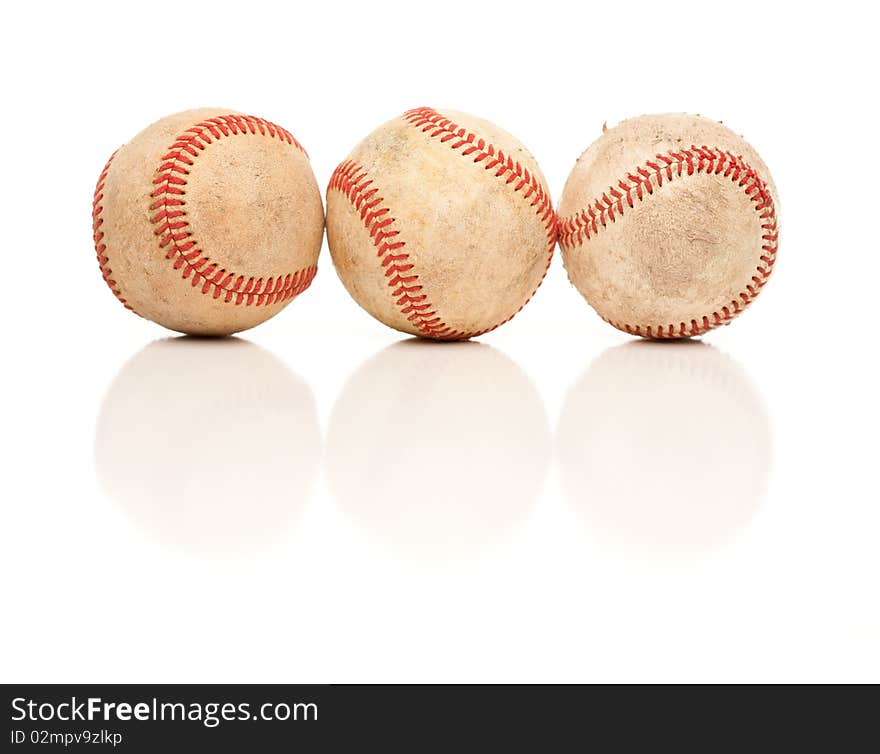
[328,160,463,339]
[92,151,136,313]
[403,107,557,262]
[327,108,557,339]
[557,145,779,338]
[147,114,315,307]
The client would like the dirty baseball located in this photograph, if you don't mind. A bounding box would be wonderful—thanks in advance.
[92,108,324,336]
[325,107,556,340]
[557,113,779,338]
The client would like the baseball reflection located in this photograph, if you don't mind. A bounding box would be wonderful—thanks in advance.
[95,337,320,556]
[327,340,550,559]
[557,341,771,558]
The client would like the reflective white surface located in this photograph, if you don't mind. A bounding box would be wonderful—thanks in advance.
[558,341,770,559]
[327,340,550,560]
[2,0,878,683]
[95,338,319,556]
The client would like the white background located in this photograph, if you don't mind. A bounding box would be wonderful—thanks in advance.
[1,1,877,683]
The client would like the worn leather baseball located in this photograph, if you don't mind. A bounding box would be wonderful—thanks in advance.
[326,107,556,340]
[92,108,324,335]
[558,114,779,338]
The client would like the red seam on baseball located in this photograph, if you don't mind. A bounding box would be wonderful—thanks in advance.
[403,107,557,333]
[92,150,137,314]
[556,146,779,338]
[328,160,465,340]
[148,114,316,307]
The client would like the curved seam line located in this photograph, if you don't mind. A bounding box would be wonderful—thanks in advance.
[148,114,315,307]
[403,107,556,336]
[328,160,465,339]
[92,151,134,313]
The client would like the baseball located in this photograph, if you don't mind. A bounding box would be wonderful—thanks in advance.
[557,113,779,338]
[326,107,556,340]
[92,108,324,336]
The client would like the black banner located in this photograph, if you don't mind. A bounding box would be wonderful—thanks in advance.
[1,684,590,750]
[2,684,873,750]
